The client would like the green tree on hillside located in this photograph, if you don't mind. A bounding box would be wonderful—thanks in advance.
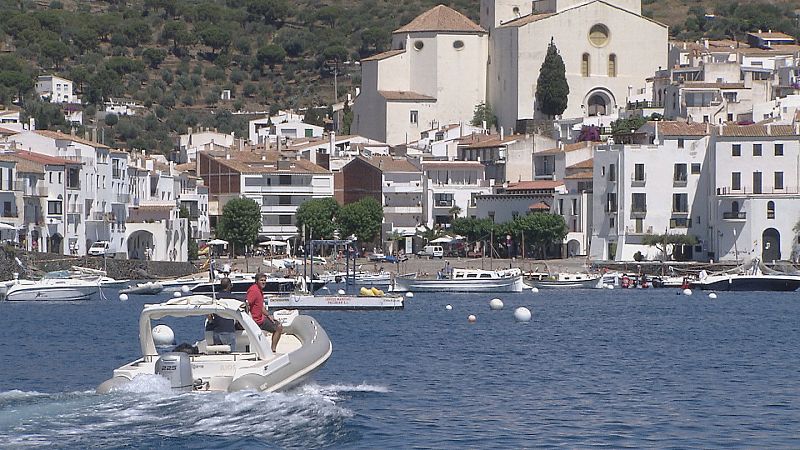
[535,39,569,118]
[470,101,496,130]
[217,197,262,256]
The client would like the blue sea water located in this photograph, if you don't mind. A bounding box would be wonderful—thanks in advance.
[1,287,799,448]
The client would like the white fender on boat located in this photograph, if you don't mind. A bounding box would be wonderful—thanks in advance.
[514,307,532,323]
[119,293,129,302]
[468,314,477,323]
[152,325,175,346]
[709,292,717,299]
[489,298,504,310]
[181,285,191,293]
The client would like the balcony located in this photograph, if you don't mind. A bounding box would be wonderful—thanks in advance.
[114,193,130,204]
[433,200,455,208]
[625,225,653,235]
[631,174,646,187]
[630,207,647,218]
[67,204,83,215]
[673,177,688,188]
[722,211,746,220]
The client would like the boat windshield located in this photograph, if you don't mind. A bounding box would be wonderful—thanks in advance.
[43,270,72,279]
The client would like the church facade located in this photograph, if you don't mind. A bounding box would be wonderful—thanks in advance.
[353,0,668,145]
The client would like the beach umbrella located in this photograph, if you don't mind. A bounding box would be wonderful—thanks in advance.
[208,238,228,246]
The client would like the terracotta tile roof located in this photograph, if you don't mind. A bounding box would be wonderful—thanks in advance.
[718,124,796,137]
[650,121,711,136]
[175,162,195,172]
[378,90,436,101]
[360,155,420,173]
[464,134,524,149]
[498,12,556,28]
[538,141,594,155]
[133,204,174,211]
[747,31,795,40]
[362,49,406,62]
[394,5,485,34]
[203,150,330,174]
[11,150,80,166]
[736,45,800,55]
[0,127,18,136]
[568,158,593,169]
[564,171,593,180]
[528,201,550,210]
[34,130,109,148]
[506,180,564,191]
[455,133,494,145]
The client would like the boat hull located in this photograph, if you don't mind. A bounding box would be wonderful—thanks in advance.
[393,275,524,293]
[691,275,800,292]
[268,294,404,310]
[5,284,99,301]
[532,277,602,289]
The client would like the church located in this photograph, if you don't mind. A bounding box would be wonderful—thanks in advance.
[353,0,668,145]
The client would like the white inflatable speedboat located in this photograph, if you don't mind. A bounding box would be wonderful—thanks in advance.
[97,295,332,393]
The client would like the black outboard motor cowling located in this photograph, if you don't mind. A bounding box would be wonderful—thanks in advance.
[155,352,194,392]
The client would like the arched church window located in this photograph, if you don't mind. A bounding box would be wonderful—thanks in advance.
[608,54,617,77]
[767,201,775,219]
[589,24,610,47]
[581,53,590,77]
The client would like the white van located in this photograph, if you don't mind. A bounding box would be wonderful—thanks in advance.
[416,245,444,259]
[88,241,110,256]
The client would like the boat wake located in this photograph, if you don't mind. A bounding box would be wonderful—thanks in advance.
[0,381,390,448]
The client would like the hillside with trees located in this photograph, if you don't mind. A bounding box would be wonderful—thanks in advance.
[0,0,797,155]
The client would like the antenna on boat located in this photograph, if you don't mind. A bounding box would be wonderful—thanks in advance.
[208,253,217,300]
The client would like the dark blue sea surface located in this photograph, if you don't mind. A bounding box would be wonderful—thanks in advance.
[1,287,799,448]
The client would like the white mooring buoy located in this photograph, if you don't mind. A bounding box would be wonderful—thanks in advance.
[152,325,175,346]
[489,298,504,310]
[683,288,693,296]
[181,285,191,294]
[173,291,182,298]
[709,292,717,299]
[406,292,414,298]
[445,304,453,310]
[531,287,539,293]
[119,293,129,302]
[514,307,532,323]
[468,314,477,323]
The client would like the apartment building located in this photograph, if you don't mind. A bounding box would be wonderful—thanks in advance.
[420,160,491,228]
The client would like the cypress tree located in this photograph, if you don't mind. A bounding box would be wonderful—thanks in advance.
[535,38,569,118]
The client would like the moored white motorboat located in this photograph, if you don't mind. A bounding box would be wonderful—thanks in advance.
[268,291,404,310]
[392,267,524,292]
[530,273,603,289]
[97,295,332,394]
[120,281,165,295]
[4,271,101,301]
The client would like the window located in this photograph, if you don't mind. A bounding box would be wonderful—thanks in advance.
[670,217,691,228]
[673,164,687,182]
[453,40,464,50]
[608,163,616,181]
[581,53,590,77]
[606,193,617,211]
[775,143,784,156]
[635,218,643,233]
[632,193,646,212]
[753,143,762,156]
[588,24,610,47]
[410,110,418,124]
[279,175,292,185]
[774,171,784,190]
[678,138,684,149]
[732,144,741,156]
[413,40,424,50]
[732,172,741,190]
[634,163,645,181]
[571,198,577,215]
[767,201,775,219]
[278,215,292,225]
[608,54,617,77]
[47,200,63,215]
[278,195,292,205]
[691,163,701,174]
[753,172,762,194]
[672,193,688,213]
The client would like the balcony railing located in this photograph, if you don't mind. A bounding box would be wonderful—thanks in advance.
[630,207,647,218]
[631,174,646,187]
[722,211,747,220]
[625,225,653,235]
[673,178,688,187]
[626,101,664,110]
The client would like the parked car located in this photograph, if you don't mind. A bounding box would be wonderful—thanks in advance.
[416,245,444,259]
[88,241,110,256]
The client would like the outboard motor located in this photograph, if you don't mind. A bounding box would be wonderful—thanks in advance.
[155,352,194,392]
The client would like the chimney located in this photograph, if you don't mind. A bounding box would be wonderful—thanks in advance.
[654,120,660,144]
[92,127,97,143]
[28,117,35,130]
[225,151,230,160]
[766,123,772,135]
[329,131,335,157]
[500,126,504,140]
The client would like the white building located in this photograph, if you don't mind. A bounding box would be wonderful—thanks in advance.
[176,128,238,163]
[35,75,77,104]
[249,114,324,145]
[353,5,488,145]
[421,160,492,228]
[354,1,668,145]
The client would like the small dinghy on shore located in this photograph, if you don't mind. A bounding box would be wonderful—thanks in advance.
[97,294,332,394]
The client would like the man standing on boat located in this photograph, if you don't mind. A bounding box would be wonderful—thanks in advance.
[246,273,283,353]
